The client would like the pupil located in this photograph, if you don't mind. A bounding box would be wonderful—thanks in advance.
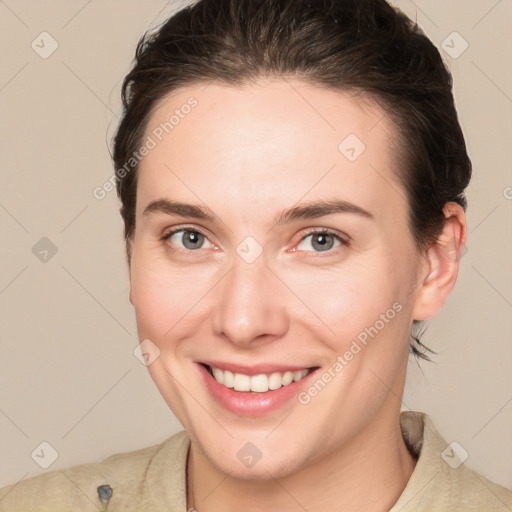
[313,233,333,252]
[183,231,203,249]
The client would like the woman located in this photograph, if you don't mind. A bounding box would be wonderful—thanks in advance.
[1,0,510,510]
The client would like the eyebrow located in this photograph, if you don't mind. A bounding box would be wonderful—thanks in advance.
[142,198,374,225]
[272,199,373,225]
[143,199,217,220]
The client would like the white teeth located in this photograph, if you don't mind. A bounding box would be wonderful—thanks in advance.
[223,370,234,388]
[293,370,304,381]
[212,367,224,384]
[268,372,283,390]
[233,373,251,392]
[281,371,294,386]
[208,366,310,393]
[250,374,269,392]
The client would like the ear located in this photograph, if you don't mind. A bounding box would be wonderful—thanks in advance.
[411,202,467,321]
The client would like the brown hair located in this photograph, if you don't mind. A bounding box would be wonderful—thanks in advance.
[112,0,471,360]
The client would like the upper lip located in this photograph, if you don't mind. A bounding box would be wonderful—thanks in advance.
[199,360,318,376]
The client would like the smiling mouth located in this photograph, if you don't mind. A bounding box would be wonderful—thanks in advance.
[200,363,317,393]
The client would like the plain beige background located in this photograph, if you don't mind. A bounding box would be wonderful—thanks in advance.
[1,0,511,491]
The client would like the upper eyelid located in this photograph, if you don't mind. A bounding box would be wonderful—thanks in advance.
[300,227,349,241]
[295,229,348,253]
[161,224,208,239]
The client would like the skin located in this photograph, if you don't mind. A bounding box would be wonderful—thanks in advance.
[129,79,466,512]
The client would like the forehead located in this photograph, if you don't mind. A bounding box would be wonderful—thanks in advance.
[137,79,406,224]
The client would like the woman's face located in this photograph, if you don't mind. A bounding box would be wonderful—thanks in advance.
[129,79,426,478]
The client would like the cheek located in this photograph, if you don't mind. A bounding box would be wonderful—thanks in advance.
[129,250,216,341]
[281,257,408,343]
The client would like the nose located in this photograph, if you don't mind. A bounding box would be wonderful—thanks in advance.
[211,255,289,347]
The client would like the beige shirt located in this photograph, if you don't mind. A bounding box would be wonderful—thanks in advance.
[0,411,510,511]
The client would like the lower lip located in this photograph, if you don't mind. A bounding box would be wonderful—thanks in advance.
[196,363,317,417]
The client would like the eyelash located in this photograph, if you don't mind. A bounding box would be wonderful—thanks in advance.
[161,225,349,256]
[294,228,349,255]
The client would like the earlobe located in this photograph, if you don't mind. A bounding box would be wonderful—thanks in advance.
[412,202,467,321]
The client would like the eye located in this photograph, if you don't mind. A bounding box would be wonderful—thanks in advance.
[162,227,213,252]
[295,229,346,253]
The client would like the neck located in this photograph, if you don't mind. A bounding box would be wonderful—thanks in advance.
[186,402,417,512]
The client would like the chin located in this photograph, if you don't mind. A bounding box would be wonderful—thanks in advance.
[191,427,314,481]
